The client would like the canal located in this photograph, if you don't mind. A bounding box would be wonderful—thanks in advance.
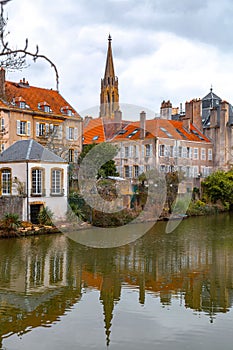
[0,213,233,349]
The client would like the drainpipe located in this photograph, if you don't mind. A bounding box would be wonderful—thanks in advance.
[26,161,29,222]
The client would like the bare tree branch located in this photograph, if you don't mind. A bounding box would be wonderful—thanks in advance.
[0,1,59,91]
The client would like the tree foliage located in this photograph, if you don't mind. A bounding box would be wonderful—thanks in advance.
[202,170,233,208]
[78,143,119,179]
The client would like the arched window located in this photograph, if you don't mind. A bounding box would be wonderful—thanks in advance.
[1,168,11,195]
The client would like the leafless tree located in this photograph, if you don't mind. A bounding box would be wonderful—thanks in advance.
[0,0,59,91]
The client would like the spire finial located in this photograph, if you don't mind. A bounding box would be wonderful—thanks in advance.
[210,84,213,92]
[108,34,112,42]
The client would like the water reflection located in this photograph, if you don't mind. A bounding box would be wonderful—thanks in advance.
[0,213,233,348]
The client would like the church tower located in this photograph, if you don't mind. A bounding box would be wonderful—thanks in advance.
[100,35,119,119]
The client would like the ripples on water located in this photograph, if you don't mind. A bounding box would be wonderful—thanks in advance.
[0,214,233,349]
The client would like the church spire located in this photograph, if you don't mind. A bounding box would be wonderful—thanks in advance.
[100,35,119,119]
[104,34,115,80]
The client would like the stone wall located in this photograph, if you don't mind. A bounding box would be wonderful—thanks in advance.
[0,197,23,219]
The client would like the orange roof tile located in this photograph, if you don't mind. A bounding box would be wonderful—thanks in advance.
[3,80,81,119]
[112,119,211,143]
[83,118,106,144]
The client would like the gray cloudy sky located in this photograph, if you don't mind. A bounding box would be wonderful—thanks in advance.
[4,0,233,118]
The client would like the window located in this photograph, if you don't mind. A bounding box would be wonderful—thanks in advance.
[69,149,74,162]
[51,169,63,195]
[17,120,31,136]
[1,117,5,132]
[36,122,48,137]
[187,147,191,159]
[145,144,152,157]
[160,165,165,172]
[124,165,130,178]
[201,148,206,160]
[93,136,99,141]
[31,169,43,195]
[66,127,78,141]
[208,149,212,161]
[134,165,139,178]
[178,146,182,158]
[193,166,199,178]
[159,145,165,157]
[182,147,187,158]
[1,169,11,195]
[193,148,199,160]
[170,146,174,157]
[145,165,150,172]
[19,101,26,109]
[124,146,129,158]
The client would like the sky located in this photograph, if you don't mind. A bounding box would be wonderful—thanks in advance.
[3,0,233,119]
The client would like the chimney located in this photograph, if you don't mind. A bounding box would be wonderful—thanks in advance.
[182,117,190,132]
[160,100,172,119]
[114,109,122,123]
[84,115,93,127]
[209,107,218,127]
[185,99,203,132]
[140,111,146,139]
[0,67,5,99]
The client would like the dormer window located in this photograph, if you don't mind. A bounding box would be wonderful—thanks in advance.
[13,96,27,109]
[61,106,73,116]
[38,101,51,113]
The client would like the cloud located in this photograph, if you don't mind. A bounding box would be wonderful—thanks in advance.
[3,0,233,116]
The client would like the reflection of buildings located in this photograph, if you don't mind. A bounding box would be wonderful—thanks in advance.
[1,218,233,347]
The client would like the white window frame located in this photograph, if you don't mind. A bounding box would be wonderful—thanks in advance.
[51,169,62,195]
[1,169,11,195]
[32,169,43,195]
[201,148,206,160]
[193,148,199,160]
[208,149,212,161]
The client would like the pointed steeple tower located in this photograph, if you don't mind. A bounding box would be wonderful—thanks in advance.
[100,35,119,119]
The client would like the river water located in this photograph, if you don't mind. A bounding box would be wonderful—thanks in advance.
[0,213,233,349]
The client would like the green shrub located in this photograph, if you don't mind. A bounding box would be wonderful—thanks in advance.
[38,206,54,226]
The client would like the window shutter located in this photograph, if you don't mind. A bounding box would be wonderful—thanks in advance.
[74,127,78,141]
[149,144,152,156]
[66,126,69,140]
[36,122,40,137]
[45,123,49,137]
[141,145,144,157]
[129,145,132,158]
[58,125,63,139]
[74,150,78,162]
[17,120,20,135]
[27,121,31,136]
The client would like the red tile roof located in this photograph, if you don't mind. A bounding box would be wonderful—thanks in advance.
[112,119,211,143]
[2,80,81,119]
[83,118,106,144]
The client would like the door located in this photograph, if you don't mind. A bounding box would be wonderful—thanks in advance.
[30,204,42,224]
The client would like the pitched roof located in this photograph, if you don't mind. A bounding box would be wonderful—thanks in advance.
[0,139,67,163]
[2,80,81,119]
[112,119,211,143]
[83,118,106,144]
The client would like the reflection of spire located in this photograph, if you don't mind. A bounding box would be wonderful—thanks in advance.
[99,274,121,347]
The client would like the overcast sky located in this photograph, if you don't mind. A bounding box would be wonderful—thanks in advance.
[4,0,233,119]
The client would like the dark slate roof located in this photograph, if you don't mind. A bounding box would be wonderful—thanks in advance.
[0,139,66,163]
[202,89,221,102]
